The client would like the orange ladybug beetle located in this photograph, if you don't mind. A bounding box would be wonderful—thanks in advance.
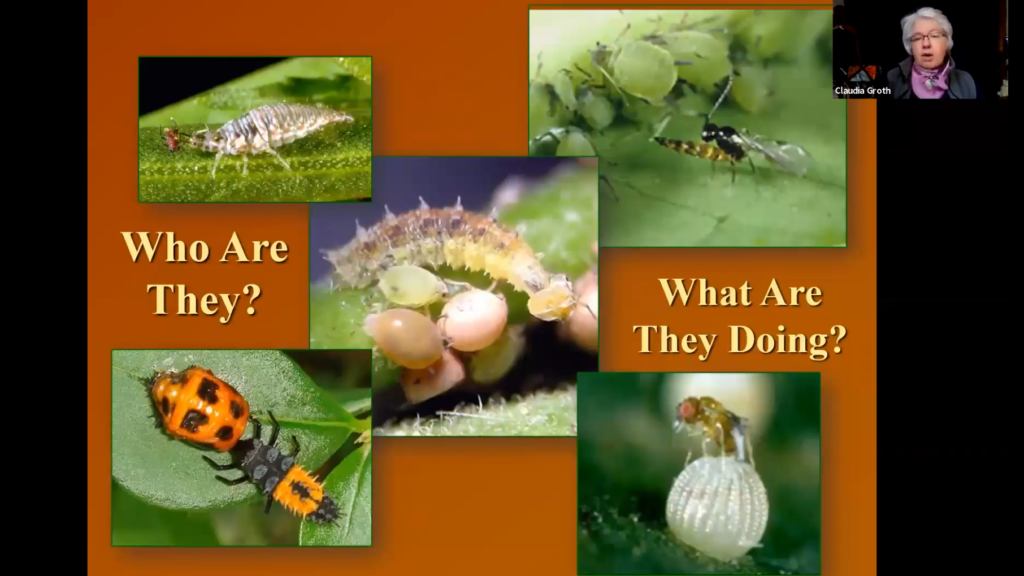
[147,365,250,452]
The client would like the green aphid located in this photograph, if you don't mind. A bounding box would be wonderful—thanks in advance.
[377,265,449,308]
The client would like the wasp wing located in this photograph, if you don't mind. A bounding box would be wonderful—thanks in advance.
[738,131,815,178]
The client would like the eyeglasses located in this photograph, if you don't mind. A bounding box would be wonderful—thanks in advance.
[910,32,946,43]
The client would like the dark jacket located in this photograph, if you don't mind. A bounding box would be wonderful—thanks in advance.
[886,56,981,99]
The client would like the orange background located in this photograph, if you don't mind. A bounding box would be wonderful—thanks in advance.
[88,1,874,575]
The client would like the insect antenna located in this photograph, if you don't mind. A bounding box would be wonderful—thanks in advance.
[706,72,735,124]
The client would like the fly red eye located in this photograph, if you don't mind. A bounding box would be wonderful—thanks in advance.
[679,401,696,420]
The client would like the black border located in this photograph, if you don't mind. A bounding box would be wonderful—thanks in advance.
[876,97,1010,574]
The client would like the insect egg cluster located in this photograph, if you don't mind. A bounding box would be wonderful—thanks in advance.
[361,264,516,404]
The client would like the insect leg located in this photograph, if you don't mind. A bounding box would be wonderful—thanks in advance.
[265,147,291,171]
[701,436,712,457]
[747,156,759,191]
[290,435,300,458]
[214,474,250,486]
[264,493,274,514]
[241,154,248,177]
[211,152,223,180]
[246,416,262,442]
[202,455,241,471]
[267,411,280,448]
[730,161,737,184]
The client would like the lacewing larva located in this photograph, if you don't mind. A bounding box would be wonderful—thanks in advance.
[322,197,580,323]
[185,103,354,179]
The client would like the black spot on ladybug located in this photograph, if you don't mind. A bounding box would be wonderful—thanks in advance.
[160,397,170,416]
[290,480,314,501]
[216,426,234,441]
[230,400,243,419]
[181,410,210,433]
[197,378,220,404]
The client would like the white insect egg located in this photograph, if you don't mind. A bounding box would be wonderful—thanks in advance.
[665,455,769,562]
[438,289,508,352]
[400,350,466,404]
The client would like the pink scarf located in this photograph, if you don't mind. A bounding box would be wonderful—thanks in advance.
[911,59,952,98]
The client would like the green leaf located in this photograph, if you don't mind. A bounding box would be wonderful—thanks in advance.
[335,57,372,87]
[112,479,220,546]
[138,57,372,202]
[112,350,360,511]
[497,162,598,281]
[309,285,376,349]
[579,498,792,574]
[376,385,577,436]
[332,387,372,416]
[299,442,372,546]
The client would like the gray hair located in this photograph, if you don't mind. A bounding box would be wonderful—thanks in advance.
[901,7,954,54]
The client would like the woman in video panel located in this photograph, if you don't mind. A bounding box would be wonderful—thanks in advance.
[886,7,983,99]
